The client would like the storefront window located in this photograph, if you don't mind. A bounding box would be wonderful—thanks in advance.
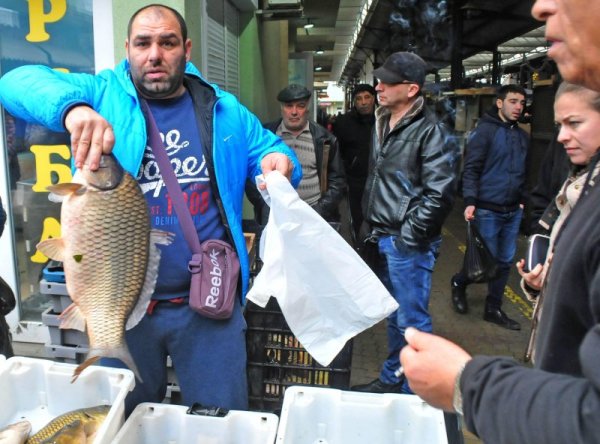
[0,1,95,321]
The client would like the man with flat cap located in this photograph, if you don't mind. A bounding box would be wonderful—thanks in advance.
[332,84,377,243]
[260,84,346,224]
[351,52,459,394]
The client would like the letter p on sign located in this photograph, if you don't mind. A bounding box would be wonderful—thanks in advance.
[27,0,67,43]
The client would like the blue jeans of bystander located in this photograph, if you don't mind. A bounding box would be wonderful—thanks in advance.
[376,235,441,391]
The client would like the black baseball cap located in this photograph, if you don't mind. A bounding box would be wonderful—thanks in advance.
[277,84,312,102]
[373,52,427,87]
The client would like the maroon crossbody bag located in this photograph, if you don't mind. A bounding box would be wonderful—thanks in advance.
[141,99,239,320]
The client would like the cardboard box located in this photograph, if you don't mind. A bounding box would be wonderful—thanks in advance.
[113,403,279,444]
[0,356,134,444]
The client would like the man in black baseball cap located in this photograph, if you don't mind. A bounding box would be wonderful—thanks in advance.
[351,50,459,395]
[373,51,427,87]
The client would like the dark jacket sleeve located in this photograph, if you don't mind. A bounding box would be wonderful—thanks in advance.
[462,270,600,444]
[528,137,570,234]
[461,125,492,207]
[313,130,347,219]
[399,122,459,248]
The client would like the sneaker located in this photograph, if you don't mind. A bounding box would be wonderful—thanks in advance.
[350,378,404,394]
[451,276,468,314]
[483,307,521,330]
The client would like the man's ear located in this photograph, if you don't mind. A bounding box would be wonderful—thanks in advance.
[408,84,421,98]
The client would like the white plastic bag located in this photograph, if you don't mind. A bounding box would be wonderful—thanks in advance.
[246,171,398,366]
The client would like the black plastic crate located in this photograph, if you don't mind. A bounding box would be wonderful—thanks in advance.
[245,299,352,413]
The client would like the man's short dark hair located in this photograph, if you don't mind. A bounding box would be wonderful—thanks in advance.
[127,4,188,43]
[497,84,526,100]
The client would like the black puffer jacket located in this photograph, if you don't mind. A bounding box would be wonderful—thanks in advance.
[262,119,347,221]
[362,97,459,249]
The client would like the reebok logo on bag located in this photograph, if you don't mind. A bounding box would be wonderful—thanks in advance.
[206,248,223,308]
[188,239,240,319]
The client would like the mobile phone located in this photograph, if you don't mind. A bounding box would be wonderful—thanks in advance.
[524,234,550,272]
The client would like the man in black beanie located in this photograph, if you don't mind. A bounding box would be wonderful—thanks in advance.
[332,84,377,243]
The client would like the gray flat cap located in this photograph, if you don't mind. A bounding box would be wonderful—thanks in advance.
[277,84,311,102]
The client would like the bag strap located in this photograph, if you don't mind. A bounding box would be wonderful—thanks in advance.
[141,99,201,254]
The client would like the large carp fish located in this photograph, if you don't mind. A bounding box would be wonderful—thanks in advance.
[26,405,109,444]
[37,154,173,382]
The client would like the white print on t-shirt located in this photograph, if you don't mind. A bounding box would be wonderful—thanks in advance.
[137,128,210,197]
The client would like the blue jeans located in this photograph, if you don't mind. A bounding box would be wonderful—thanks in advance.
[455,207,523,308]
[375,235,441,390]
[101,300,248,416]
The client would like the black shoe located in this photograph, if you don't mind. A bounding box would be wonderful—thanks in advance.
[351,378,403,394]
[451,277,468,314]
[483,307,521,330]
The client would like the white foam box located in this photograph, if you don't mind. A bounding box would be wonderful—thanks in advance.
[0,356,135,444]
[113,403,279,444]
[275,386,448,444]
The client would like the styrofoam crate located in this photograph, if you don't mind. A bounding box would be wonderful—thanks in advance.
[113,403,279,444]
[0,356,134,444]
[42,307,89,347]
[276,386,449,444]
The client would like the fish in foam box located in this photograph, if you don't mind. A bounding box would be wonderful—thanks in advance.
[276,386,448,444]
[113,403,279,444]
[0,356,134,444]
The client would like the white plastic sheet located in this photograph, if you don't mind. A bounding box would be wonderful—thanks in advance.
[246,172,398,366]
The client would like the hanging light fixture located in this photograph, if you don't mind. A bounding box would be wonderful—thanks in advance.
[315,46,324,55]
[304,18,314,29]
[314,64,323,71]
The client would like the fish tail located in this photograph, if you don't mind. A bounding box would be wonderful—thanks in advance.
[72,346,143,383]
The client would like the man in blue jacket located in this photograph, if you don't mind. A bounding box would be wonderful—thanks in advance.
[0,4,301,415]
[451,84,529,330]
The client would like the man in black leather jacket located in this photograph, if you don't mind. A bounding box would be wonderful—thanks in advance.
[255,84,346,224]
[351,52,459,395]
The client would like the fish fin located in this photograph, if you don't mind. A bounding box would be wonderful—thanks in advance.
[47,182,84,196]
[125,229,175,330]
[36,238,66,262]
[74,346,143,383]
[72,355,101,383]
[59,303,87,332]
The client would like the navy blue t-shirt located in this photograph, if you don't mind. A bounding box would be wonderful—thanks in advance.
[136,92,225,299]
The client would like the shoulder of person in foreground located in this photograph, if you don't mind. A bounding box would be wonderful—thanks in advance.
[461,339,600,444]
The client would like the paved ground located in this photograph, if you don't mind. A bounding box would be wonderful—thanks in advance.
[349,198,533,443]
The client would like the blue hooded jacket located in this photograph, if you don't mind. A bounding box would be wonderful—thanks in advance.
[0,60,302,300]
[462,109,529,210]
